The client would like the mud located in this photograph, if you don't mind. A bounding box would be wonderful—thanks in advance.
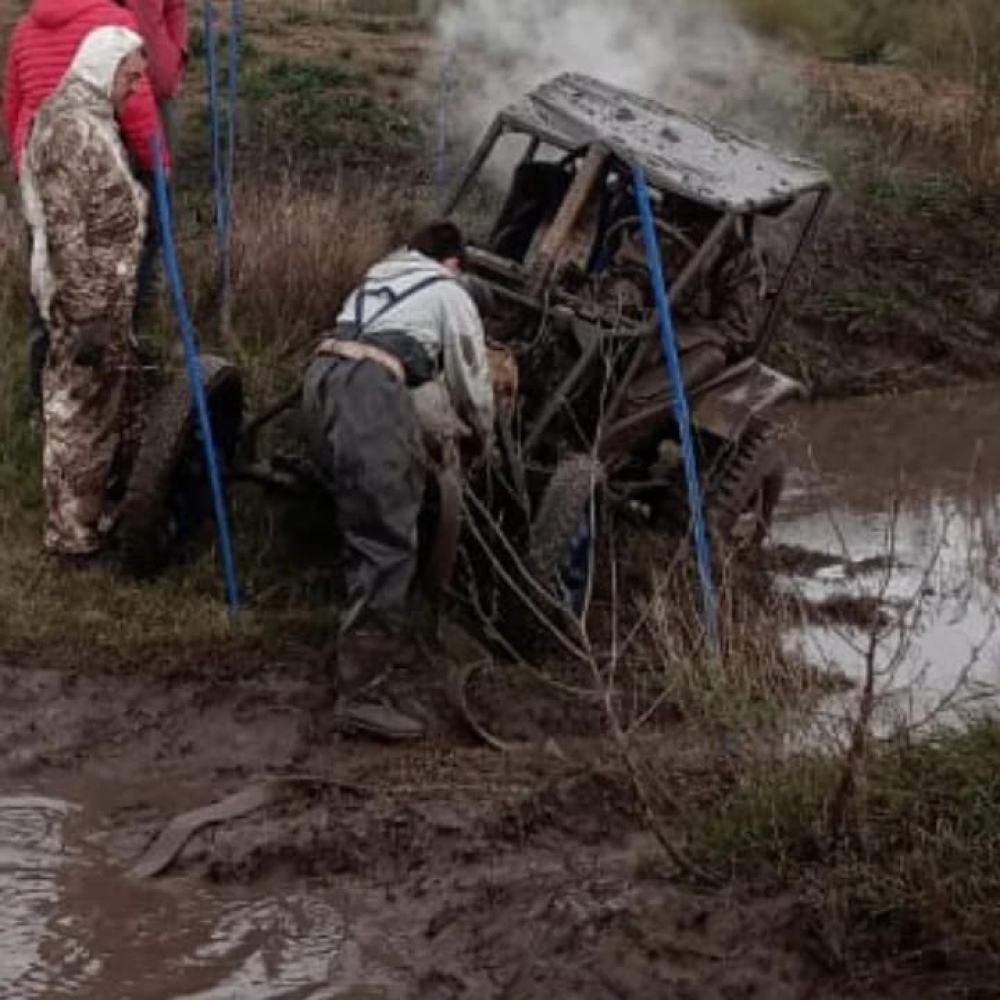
[5,383,1000,996]
[768,193,1000,398]
[0,656,893,999]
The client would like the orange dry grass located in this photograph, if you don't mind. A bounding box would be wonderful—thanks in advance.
[799,60,1000,182]
[174,174,429,396]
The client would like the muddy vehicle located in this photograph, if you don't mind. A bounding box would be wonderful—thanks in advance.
[442,74,832,624]
[118,73,831,650]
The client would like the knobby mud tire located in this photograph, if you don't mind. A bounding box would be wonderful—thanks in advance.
[118,355,243,579]
[707,423,786,555]
[498,453,604,658]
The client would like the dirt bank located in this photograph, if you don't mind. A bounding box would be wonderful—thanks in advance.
[770,190,1000,398]
[0,655,946,999]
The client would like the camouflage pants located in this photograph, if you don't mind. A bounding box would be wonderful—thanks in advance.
[41,317,141,556]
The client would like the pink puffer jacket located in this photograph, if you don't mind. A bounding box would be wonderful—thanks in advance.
[3,0,170,175]
[119,0,188,100]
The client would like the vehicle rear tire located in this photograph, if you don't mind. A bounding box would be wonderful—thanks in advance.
[118,355,244,578]
[707,423,786,553]
[498,453,604,657]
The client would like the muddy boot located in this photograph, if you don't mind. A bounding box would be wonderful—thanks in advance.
[333,625,425,742]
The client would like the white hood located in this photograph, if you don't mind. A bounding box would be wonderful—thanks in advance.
[66,25,144,98]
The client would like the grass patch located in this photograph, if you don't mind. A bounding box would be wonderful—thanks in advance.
[696,723,1000,983]
[235,54,421,169]
[242,56,371,102]
[0,170,428,669]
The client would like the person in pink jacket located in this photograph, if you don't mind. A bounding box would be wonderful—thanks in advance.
[116,0,188,103]
[115,0,188,147]
[3,0,169,177]
[113,1,189,317]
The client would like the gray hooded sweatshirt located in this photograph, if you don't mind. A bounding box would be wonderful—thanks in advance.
[337,248,495,444]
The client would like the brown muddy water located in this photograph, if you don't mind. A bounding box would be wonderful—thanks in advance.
[0,785,381,999]
[774,383,1000,741]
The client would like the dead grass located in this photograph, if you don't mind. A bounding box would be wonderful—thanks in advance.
[200,175,425,389]
[732,0,1000,185]
[695,721,1000,986]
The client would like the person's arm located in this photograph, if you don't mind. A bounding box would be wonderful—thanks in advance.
[41,124,141,324]
[119,75,170,175]
[126,0,186,99]
[440,285,495,449]
[3,40,22,169]
[163,0,189,67]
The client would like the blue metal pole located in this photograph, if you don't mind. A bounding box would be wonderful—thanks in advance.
[204,0,227,254]
[152,137,242,612]
[632,165,720,654]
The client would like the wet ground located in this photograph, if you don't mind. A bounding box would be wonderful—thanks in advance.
[0,669,830,1000]
[3,385,1000,997]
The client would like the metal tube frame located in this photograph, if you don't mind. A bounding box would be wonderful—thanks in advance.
[604,211,737,426]
[753,189,831,360]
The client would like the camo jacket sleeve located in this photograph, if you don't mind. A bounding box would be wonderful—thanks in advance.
[34,116,145,326]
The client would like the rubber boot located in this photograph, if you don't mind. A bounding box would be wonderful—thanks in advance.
[333,624,425,742]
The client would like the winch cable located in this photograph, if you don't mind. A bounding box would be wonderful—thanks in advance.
[203,0,226,256]
[633,165,720,655]
[204,0,241,339]
[435,47,456,210]
[220,0,242,339]
[152,135,242,613]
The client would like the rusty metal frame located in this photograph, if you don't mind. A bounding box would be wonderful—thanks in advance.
[523,332,604,456]
[603,211,737,425]
[443,118,505,216]
[524,143,611,296]
[753,188,831,360]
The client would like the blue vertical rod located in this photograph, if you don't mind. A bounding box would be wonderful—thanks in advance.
[152,137,242,612]
[632,165,720,654]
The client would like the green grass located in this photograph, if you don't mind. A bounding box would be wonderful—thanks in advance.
[696,723,1000,983]
[733,0,999,71]
[242,56,371,102]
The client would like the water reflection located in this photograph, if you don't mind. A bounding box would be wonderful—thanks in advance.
[774,385,1000,740]
[0,795,76,996]
[0,791,383,1000]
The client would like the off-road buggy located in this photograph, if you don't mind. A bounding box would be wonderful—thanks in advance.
[117,73,831,652]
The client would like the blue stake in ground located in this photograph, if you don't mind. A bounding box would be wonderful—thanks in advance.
[152,136,242,612]
[632,165,720,655]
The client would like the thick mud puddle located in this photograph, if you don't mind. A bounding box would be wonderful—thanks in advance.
[773,384,1000,739]
[0,788,382,999]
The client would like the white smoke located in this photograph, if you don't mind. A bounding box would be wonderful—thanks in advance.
[434,0,769,149]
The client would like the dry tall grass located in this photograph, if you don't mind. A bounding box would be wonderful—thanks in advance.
[737,0,1000,183]
[168,174,429,400]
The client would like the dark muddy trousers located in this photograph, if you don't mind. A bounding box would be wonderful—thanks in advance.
[302,356,424,625]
